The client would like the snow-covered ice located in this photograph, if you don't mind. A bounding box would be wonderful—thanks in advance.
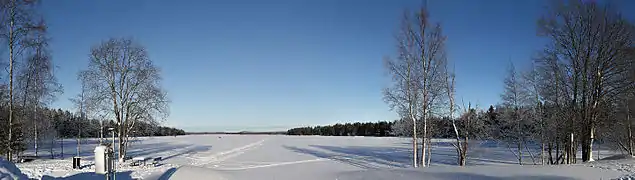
[9,135,634,179]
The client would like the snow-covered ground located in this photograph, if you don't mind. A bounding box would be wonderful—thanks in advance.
[9,135,633,179]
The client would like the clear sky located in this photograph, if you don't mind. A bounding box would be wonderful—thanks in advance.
[41,0,635,132]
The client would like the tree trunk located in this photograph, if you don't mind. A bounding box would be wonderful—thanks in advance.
[7,2,15,161]
[421,116,427,167]
[597,142,600,160]
[34,107,38,157]
[567,134,571,164]
[60,139,63,159]
[461,137,468,166]
[540,114,544,165]
[118,125,125,162]
[556,141,560,164]
[524,140,537,165]
[76,131,80,157]
[559,151,565,164]
[452,120,463,166]
[548,142,553,165]
[541,141,545,165]
[427,138,432,166]
[410,115,419,167]
[517,110,522,165]
[412,118,418,168]
[629,102,633,155]
[570,132,574,164]
[50,137,54,159]
[517,139,522,165]
[586,125,595,162]
[563,141,568,164]
[34,122,38,157]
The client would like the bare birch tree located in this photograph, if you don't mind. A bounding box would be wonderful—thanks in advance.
[443,64,467,166]
[384,4,447,168]
[69,80,90,157]
[500,62,534,165]
[0,0,46,161]
[16,19,59,158]
[383,31,420,167]
[522,64,546,165]
[79,37,169,161]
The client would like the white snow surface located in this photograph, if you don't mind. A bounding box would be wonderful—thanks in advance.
[585,155,635,180]
[10,135,633,179]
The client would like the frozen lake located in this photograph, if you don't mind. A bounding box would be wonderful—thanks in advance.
[16,135,630,179]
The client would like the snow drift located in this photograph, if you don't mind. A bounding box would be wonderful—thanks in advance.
[0,159,28,180]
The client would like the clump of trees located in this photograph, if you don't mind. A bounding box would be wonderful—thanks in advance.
[3,106,182,159]
[532,0,635,164]
[0,1,173,162]
[382,0,635,168]
[0,0,56,161]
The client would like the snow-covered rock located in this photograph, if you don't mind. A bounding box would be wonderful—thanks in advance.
[0,159,28,180]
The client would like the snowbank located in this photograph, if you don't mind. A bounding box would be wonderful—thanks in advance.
[144,166,230,180]
[18,158,178,179]
[601,154,635,161]
[586,154,635,180]
[0,159,28,180]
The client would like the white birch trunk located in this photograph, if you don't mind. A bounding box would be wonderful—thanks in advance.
[412,118,418,168]
[421,116,427,167]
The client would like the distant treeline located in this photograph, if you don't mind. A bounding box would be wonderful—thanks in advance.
[285,118,464,138]
[186,131,286,135]
[287,121,395,136]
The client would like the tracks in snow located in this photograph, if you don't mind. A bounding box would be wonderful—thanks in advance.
[210,158,327,170]
[187,139,328,171]
[188,139,266,167]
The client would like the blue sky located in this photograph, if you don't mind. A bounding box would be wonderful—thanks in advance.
[41,0,635,132]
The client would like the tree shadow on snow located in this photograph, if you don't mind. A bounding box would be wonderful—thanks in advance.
[284,145,412,169]
[336,169,576,180]
[429,149,519,165]
[397,140,536,166]
[162,145,213,161]
[126,142,189,156]
[125,143,212,161]
[41,171,134,180]
[413,172,576,180]
[285,143,526,169]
